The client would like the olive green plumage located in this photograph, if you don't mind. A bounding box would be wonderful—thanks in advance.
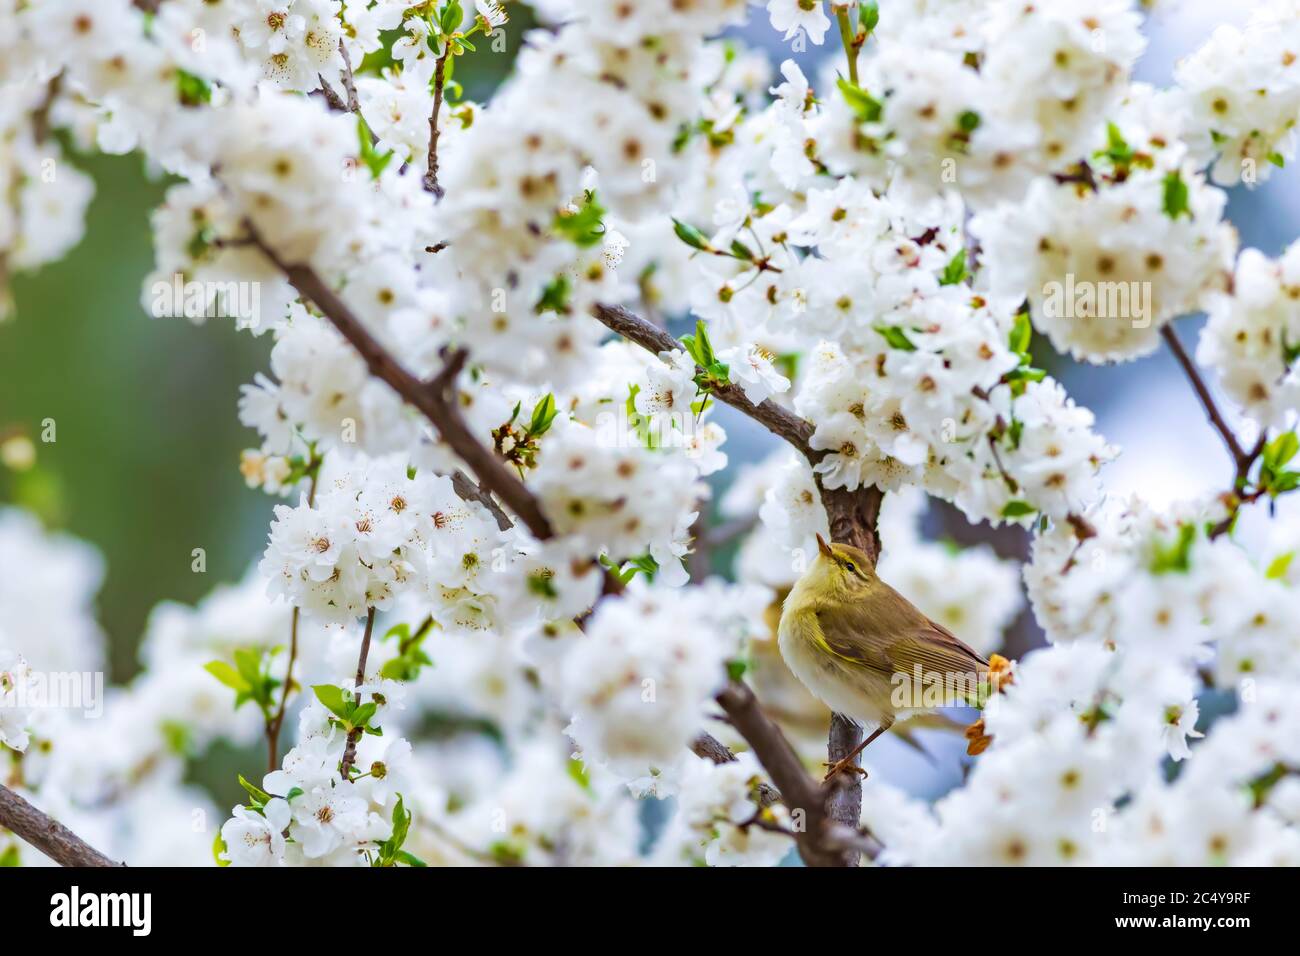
[777,535,989,743]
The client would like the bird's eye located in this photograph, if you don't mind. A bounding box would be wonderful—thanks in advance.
[844,562,856,573]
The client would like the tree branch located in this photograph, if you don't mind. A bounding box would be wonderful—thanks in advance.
[591,303,883,562]
[247,228,556,541]
[0,784,121,867]
[1161,323,1248,468]
[424,52,451,198]
[339,606,377,781]
[715,682,874,866]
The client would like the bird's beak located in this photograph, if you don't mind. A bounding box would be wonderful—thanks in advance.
[815,533,834,558]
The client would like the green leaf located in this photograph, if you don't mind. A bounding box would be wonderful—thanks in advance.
[874,325,917,351]
[394,850,428,867]
[859,0,880,34]
[203,660,249,694]
[1009,308,1032,357]
[233,648,265,689]
[939,248,968,286]
[1265,431,1299,469]
[0,845,19,867]
[313,684,352,720]
[1150,523,1196,574]
[999,500,1036,519]
[534,274,571,314]
[836,77,883,124]
[566,757,592,793]
[1268,152,1285,169]
[1095,121,1134,168]
[1162,170,1191,220]
[439,0,464,34]
[672,218,713,251]
[238,774,271,807]
[527,394,559,438]
[1265,551,1294,580]
[729,238,755,262]
[351,702,378,730]
[680,318,718,368]
[357,116,395,180]
[176,69,212,107]
[553,190,606,248]
[726,657,748,682]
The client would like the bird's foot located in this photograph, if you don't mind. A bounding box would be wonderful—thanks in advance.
[822,758,868,782]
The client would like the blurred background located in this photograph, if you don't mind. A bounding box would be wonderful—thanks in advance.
[1,3,1296,738]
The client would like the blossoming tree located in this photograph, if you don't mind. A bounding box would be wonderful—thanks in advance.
[2,0,1300,867]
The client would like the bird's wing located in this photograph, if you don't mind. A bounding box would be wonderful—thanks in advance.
[811,607,894,675]
[813,601,988,679]
[888,618,989,677]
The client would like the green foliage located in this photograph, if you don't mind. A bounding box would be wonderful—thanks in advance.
[1162,170,1191,220]
[313,684,383,742]
[873,325,917,351]
[204,647,282,719]
[681,318,731,389]
[357,116,396,179]
[1150,523,1196,574]
[999,500,1036,519]
[598,551,660,585]
[380,618,435,682]
[837,77,882,123]
[938,248,968,286]
[672,218,713,251]
[1265,551,1294,580]
[553,190,607,247]
[1258,431,1300,498]
[175,69,212,107]
[859,0,880,35]
[374,795,427,867]
[534,274,571,315]
[1003,306,1046,397]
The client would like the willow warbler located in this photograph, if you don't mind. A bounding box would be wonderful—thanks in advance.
[778,534,989,779]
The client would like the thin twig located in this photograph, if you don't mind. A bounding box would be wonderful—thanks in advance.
[591,303,883,562]
[339,606,377,781]
[267,473,318,771]
[1161,323,1248,467]
[835,7,860,85]
[337,39,362,114]
[424,52,451,198]
[0,784,121,867]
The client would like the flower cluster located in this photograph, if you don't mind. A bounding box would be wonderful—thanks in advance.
[259,455,509,625]
[558,580,768,780]
[1174,1,1300,187]
[1198,240,1300,428]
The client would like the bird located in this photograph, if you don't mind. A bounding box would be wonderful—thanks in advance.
[778,533,990,780]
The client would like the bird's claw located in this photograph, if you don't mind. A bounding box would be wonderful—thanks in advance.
[822,759,869,782]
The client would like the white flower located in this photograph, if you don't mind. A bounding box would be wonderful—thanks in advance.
[718,344,790,405]
[220,800,291,866]
[765,0,831,45]
[288,782,372,859]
